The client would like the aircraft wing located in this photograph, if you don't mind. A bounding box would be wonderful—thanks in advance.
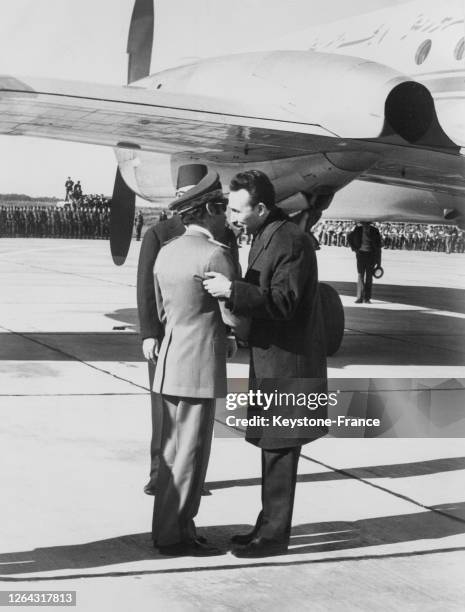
[0,75,343,160]
[0,75,464,198]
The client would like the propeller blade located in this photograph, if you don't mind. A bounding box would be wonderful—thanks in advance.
[110,168,136,266]
[127,0,154,84]
[110,1,153,265]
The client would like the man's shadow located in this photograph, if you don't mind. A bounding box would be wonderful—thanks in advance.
[205,456,465,491]
[1,502,464,575]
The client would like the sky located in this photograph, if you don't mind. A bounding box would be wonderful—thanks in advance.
[0,0,411,198]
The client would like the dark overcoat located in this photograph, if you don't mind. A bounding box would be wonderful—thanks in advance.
[228,209,328,449]
[348,225,382,262]
[137,216,185,341]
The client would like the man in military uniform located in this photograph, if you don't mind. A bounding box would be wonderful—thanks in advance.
[137,165,203,497]
[138,167,241,499]
[348,221,382,303]
[150,173,244,557]
[73,180,82,204]
[204,170,327,558]
[65,177,74,202]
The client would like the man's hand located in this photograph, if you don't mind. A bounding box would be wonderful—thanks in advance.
[226,336,237,359]
[142,337,159,363]
[203,272,232,299]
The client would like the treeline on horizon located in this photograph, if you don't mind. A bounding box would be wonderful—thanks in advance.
[0,193,59,203]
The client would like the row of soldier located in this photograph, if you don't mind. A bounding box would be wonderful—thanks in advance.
[0,204,111,239]
[315,220,465,253]
[2,204,465,252]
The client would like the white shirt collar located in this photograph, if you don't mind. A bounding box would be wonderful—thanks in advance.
[185,224,213,240]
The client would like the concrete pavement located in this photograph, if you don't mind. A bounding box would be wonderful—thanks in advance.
[0,238,464,610]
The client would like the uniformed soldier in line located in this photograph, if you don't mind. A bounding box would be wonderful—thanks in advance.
[17,208,25,236]
[91,206,99,239]
[26,208,33,237]
[73,180,82,203]
[457,229,465,253]
[81,208,90,238]
[102,207,110,239]
[0,206,5,236]
[76,208,84,238]
[348,221,382,303]
[149,172,245,556]
[135,210,144,241]
[96,208,102,238]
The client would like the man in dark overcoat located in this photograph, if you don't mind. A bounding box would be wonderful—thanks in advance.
[347,221,382,303]
[204,170,327,558]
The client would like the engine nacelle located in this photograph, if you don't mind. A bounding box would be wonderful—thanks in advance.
[139,50,453,144]
[116,50,456,205]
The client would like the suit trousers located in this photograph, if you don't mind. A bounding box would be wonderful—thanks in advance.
[152,395,215,546]
[356,251,377,300]
[253,446,301,543]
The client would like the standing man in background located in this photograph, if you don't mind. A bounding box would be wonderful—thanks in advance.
[65,177,74,202]
[135,210,144,241]
[348,221,382,303]
[73,180,82,203]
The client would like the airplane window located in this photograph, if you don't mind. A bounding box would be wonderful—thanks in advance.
[454,37,465,61]
[415,39,432,65]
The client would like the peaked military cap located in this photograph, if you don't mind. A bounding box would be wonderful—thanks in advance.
[168,170,227,216]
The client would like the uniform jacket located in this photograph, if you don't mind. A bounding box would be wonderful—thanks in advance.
[228,209,328,449]
[136,216,185,340]
[137,218,241,340]
[153,226,241,399]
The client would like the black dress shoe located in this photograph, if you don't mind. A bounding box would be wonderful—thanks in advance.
[231,512,263,546]
[231,537,288,558]
[143,482,156,496]
[153,535,207,547]
[158,539,222,557]
[354,298,363,303]
[230,527,260,546]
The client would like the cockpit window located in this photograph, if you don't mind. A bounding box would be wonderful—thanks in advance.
[454,37,465,61]
[415,39,432,65]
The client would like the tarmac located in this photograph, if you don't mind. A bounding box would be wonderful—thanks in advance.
[0,238,464,611]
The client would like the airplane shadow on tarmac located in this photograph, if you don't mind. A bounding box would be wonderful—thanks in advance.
[330,282,465,314]
[0,502,464,576]
[1,282,464,365]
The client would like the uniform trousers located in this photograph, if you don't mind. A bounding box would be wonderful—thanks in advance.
[152,394,215,546]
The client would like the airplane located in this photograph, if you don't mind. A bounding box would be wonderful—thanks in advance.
[0,0,464,354]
